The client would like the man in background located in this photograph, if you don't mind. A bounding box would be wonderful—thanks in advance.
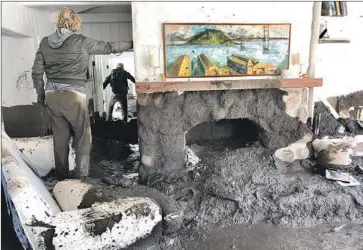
[103,63,135,122]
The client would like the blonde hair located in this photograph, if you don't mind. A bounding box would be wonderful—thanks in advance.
[56,8,82,32]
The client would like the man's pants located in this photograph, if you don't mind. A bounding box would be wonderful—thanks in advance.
[108,93,128,122]
[45,90,92,179]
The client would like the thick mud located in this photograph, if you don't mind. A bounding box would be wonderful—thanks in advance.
[36,92,363,249]
[145,142,363,229]
[80,131,363,250]
[179,222,363,250]
[82,94,363,249]
[314,102,344,137]
[337,90,363,116]
[138,89,311,179]
[315,101,363,137]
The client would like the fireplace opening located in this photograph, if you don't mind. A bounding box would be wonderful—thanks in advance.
[185,118,264,149]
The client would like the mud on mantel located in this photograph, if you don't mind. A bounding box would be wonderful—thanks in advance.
[135,78,323,94]
[137,88,312,182]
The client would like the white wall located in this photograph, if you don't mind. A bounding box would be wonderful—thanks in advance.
[1,3,53,107]
[132,2,314,82]
[315,2,363,99]
[80,6,132,42]
[132,1,363,100]
[81,5,132,14]
[81,22,132,42]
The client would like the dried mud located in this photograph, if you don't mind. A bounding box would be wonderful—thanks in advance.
[315,102,363,137]
[83,131,363,250]
[38,92,363,250]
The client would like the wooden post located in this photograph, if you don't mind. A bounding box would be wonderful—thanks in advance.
[307,2,322,120]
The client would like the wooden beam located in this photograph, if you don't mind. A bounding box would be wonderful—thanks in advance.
[280,78,323,88]
[135,78,323,94]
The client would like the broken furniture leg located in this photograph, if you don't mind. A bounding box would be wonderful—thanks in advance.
[313,113,321,137]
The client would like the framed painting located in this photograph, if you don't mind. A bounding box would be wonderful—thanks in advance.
[163,23,291,78]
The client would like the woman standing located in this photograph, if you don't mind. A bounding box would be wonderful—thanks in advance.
[32,7,133,180]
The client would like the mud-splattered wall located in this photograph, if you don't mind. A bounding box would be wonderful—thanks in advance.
[131,2,315,122]
[132,2,363,99]
[1,3,53,136]
[131,2,314,81]
[314,2,363,99]
[2,3,53,106]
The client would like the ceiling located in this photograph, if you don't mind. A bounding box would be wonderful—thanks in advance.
[24,2,131,13]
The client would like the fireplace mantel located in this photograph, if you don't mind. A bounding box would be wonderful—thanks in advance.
[135,78,323,94]
[137,88,311,181]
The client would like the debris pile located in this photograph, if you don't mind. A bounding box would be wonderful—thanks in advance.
[325,169,360,187]
[39,93,363,250]
[138,99,363,230]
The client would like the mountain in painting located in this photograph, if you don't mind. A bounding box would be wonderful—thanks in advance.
[186,29,235,45]
[227,32,243,40]
[167,32,187,41]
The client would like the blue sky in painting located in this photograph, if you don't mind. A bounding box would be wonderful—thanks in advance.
[166,24,290,40]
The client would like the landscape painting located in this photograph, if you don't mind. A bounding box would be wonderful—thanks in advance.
[163,23,291,78]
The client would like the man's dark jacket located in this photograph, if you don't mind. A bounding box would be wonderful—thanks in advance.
[103,68,135,94]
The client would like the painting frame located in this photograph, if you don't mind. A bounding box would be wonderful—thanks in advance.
[162,23,292,78]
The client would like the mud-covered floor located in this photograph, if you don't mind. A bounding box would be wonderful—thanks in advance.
[123,149,363,250]
[91,100,363,250]
[3,99,363,250]
[57,141,361,250]
[179,222,363,250]
[86,102,363,249]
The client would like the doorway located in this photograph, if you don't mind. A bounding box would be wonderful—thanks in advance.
[89,52,136,122]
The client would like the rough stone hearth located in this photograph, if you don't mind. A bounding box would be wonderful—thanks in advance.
[137,89,311,181]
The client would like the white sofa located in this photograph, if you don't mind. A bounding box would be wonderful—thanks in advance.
[1,130,162,250]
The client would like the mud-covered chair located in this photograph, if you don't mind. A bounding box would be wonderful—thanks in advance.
[1,130,162,250]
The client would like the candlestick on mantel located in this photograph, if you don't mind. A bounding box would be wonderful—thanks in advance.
[147,45,161,81]
[149,54,159,68]
[293,52,301,65]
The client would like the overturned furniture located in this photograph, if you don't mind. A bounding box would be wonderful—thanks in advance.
[1,130,162,250]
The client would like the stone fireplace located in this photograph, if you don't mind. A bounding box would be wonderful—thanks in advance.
[137,89,310,181]
[185,118,263,149]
